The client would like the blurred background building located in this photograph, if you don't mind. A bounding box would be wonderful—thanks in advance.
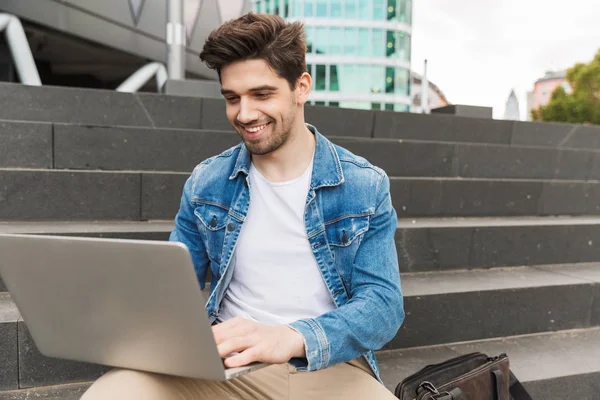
[526,70,571,121]
[0,0,250,89]
[410,71,449,113]
[503,89,520,121]
[1,0,448,113]
[253,0,413,111]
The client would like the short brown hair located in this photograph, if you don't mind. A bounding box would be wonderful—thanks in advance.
[199,12,307,90]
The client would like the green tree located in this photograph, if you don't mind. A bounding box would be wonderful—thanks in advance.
[532,50,600,124]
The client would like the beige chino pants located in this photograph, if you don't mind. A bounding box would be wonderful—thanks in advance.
[81,358,397,400]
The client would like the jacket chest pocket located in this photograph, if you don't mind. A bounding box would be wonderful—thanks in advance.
[194,203,230,265]
[324,214,370,292]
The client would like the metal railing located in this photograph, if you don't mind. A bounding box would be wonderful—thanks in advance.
[1,6,179,93]
[0,13,41,86]
[116,62,168,93]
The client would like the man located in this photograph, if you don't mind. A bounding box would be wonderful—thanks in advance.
[82,12,403,399]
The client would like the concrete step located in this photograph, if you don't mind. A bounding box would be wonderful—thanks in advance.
[6,217,600,274]
[0,264,598,391]
[396,216,600,272]
[0,382,91,399]
[2,82,600,149]
[4,119,600,181]
[334,136,600,181]
[391,263,600,349]
[0,169,188,221]
[373,107,600,150]
[378,327,600,399]
[392,177,600,218]
[4,168,600,221]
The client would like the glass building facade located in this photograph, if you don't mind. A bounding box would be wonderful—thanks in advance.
[253,0,412,111]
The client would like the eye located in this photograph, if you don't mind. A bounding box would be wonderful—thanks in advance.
[225,97,239,104]
[255,93,271,99]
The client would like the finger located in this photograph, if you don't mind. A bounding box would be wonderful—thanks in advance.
[217,334,258,358]
[224,346,261,368]
[212,317,252,344]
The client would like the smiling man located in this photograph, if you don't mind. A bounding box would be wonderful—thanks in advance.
[82,12,403,399]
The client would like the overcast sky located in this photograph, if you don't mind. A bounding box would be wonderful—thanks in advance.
[411,0,600,119]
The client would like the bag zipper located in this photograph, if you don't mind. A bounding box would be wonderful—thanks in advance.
[397,352,485,396]
[418,354,509,400]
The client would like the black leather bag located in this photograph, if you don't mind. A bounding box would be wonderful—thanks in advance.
[394,353,533,400]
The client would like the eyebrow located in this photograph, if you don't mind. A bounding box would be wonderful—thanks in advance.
[221,85,278,95]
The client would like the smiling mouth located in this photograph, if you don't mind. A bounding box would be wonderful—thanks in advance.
[242,122,270,134]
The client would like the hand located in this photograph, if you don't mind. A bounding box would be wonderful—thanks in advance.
[212,317,306,368]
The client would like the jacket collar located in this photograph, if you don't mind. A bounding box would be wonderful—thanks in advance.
[229,124,344,189]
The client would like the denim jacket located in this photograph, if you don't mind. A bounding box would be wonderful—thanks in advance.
[169,125,404,380]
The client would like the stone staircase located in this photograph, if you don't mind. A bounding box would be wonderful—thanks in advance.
[1,82,599,399]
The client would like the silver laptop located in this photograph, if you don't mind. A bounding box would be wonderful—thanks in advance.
[0,234,268,381]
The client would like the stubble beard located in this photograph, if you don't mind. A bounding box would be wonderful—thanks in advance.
[242,111,295,156]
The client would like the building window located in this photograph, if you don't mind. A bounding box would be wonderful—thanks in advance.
[386,30,395,57]
[263,0,274,14]
[291,0,303,16]
[385,103,394,111]
[373,0,386,20]
[357,65,371,93]
[370,66,385,94]
[397,0,412,24]
[315,27,328,54]
[331,0,343,17]
[304,0,314,17]
[385,67,394,93]
[339,64,355,93]
[340,101,371,110]
[358,28,369,56]
[358,0,373,20]
[397,32,411,60]
[387,0,396,20]
[316,0,327,17]
[306,25,316,54]
[372,29,385,57]
[315,64,327,91]
[395,104,410,112]
[395,68,409,96]
[330,65,340,91]
[330,27,343,54]
[330,101,340,107]
[345,0,357,18]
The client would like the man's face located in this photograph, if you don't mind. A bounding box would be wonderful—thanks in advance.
[220,59,300,156]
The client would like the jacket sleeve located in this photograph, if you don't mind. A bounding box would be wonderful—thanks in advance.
[169,168,210,289]
[288,172,404,371]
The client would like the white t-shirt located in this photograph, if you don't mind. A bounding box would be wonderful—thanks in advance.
[218,158,336,325]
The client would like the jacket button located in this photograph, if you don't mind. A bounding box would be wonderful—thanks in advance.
[210,216,218,228]
[227,223,236,231]
[342,230,349,244]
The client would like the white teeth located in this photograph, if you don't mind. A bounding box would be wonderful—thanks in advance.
[246,124,267,133]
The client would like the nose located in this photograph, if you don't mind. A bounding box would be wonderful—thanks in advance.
[237,98,259,125]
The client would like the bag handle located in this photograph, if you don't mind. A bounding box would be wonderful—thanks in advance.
[417,382,468,400]
[492,369,506,399]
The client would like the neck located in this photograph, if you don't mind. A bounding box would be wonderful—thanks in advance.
[251,121,315,183]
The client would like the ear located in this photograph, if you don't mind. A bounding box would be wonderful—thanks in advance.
[295,72,312,106]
